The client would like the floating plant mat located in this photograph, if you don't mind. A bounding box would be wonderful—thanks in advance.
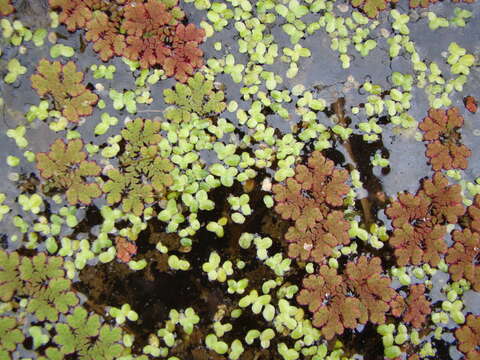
[0,0,480,359]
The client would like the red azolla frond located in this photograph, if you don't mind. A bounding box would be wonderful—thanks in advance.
[422,172,465,224]
[385,192,431,228]
[86,11,126,61]
[31,60,98,123]
[419,107,471,171]
[468,195,480,233]
[464,96,478,114]
[294,204,323,232]
[455,314,480,360]
[390,223,446,266]
[350,0,391,18]
[115,237,137,263]
[310,154,349,207]
[285,211,349,264]
[122,0,173,37]
[0,0,14,16]
[446,229,480,291]
[419,107,464,141]
[390,293,406,317]
[49,0,94,31]
[403,284,431,328]
[297,266,362,339]
[273,178,304,221]
[425,141,471,171]
[163,24,205,82]
[345,256,397,324]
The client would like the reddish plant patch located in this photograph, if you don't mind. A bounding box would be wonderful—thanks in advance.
[386,172,464,266]
[402,284,431,329]
[298,256,398,339]
[115,237,137,263]
[468,195,480,233]
[446,229,480,291]
[49,0,205,82]
[0,0,14,16]
[455,314,480,360]
[464,96,478,114]
[273,151,350,265]
[419,107,472,171]
[350,0,392,18]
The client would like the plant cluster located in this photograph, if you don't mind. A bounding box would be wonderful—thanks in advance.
[273,151,350,264]
[103,118,174,215]
[419,107,472,171]
[36,139,102,205]
[0,0,13,16]
[31,60,98,123]
[0,250,78,322]
[163,72,226,123]
[298,256,399,339]
[455,314,480,360]
[49,0,205,81]
[385,171,464,266]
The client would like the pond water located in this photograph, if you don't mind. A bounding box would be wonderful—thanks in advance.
[0,0,479,359]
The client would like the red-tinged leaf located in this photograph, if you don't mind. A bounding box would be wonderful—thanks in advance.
[446,229,480,291]
[350,0,391,18]
[273,179,304,221]
[115,237,137,263]
[86,11,126,61]
[285,211,349,264]
[390,293,406,318]
[31,60,98,123]
[419,107,471,171]
[345,256,396,325]
[49,0,93,31]
[468,195,480,233]
[0,0,14,16]
[123,0,173,37]
[36,139,101,205]
[403,284,431,329]
[386,192,431,228]
[163,24,205,82]
[297,266,362,340]
[422,172,465,224]
[455,314,480,360]
[464,96,478,114]
[390,223,446,267]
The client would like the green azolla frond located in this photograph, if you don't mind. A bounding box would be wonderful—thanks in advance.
[103,118,174,215]
[30,59,98,123]
[0,250,21,302]
[54,307,125,360]
[163,72,226,123]
[0,316,24,354]
[36,139,102,205]
[25,277,79,322]
[20,252,64,285]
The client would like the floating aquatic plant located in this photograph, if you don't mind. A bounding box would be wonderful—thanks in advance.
[298,256,398,339]
[386,172,464,266]
[0,0,13,16]
[115,236,137,263]
[273,151,350,265]
[402,284,431,328]
[103,118,174,215]
[0,250,78,322]
[455,314,480,360]
[31,60,98,123]
[0,316,24,359]
[419,107,471,171]
[52,306,125,360]
[36,139,102,205]
[350,0,391,18]
[163,72,226,123]
[446,229,480,291]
